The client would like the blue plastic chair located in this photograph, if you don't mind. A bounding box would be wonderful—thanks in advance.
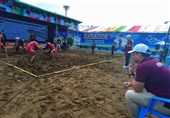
[138,96,170,118]
[165,56,170,68]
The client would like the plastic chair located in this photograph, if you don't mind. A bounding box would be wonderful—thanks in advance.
[165,56,170,68]
[138,96,170,118]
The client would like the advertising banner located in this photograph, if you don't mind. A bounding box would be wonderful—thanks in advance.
[76,32,169,54]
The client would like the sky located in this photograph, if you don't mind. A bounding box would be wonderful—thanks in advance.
[20,0,170,27]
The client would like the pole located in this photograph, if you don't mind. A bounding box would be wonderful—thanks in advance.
[63,5,70,17]
[164,26,170,47]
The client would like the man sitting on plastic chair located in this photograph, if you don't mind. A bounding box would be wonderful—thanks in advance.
[123,44,170,118]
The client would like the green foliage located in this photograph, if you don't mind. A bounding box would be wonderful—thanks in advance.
[67,37,73,46]
[54,37,58,42]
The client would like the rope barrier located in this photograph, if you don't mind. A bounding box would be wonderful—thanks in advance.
[38,59,113,78]
[0,58,118,108]
[0,60,38,77]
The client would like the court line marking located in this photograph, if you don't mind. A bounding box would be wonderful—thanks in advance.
[0,58,121,108]
[0,60,37,77]
[38,59,113,78]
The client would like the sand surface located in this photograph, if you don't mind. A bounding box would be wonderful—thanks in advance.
[0,48,156,118]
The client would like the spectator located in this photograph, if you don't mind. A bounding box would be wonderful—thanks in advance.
[28,30,36,42]
[62,38,67,52]
[123,35,133,69]
[56,38,61,52]
[123,44,170,118]
[111,38,117,57]
[0,32,8,57]
[91,40,96,53]
[118,37,122,48]
[159,45,169,62]
[1,30,7,46]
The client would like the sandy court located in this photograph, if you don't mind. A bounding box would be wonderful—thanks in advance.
[0,48,157,118]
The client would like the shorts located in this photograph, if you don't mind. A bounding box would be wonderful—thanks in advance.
[26,46,34,54]
[51,48,56,53]
[0,42,4,47]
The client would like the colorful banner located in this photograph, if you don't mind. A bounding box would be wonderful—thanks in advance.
[76,32,169,54]
[80,25,168,33]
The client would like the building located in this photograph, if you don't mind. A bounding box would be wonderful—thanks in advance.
[0,0,82,42]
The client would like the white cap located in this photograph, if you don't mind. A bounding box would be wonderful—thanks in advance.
[15,37,20,39]
[126,35,131,38]
[128,44,151,54]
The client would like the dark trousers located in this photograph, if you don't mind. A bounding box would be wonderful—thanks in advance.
[1,39,6,46]
[62,44,67,52]
[92,46,95,53]
[16,43,25,52]
[125,53,131,66]
[111,47,115,57]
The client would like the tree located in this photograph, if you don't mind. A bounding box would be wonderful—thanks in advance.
[67,36,73,46]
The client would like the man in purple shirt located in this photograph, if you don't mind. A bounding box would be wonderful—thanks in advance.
[123,35,133,69]
[123,44,170,118]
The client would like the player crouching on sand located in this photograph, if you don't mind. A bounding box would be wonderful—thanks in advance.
[26,40,41,62]
[42,39,57,59]
[15,37,26,53]
[0,32,8,57]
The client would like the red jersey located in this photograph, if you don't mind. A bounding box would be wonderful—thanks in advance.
[27,41,37,47]
[26,41,37,54]
[124,38,133,54]
[0,42,3,47]
[47,42,55,50]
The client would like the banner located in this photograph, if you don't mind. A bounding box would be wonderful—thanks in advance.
[76,32,169,54]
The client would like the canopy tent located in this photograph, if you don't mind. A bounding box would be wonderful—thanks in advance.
[79,25,169,33]
[127,26,141,32]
